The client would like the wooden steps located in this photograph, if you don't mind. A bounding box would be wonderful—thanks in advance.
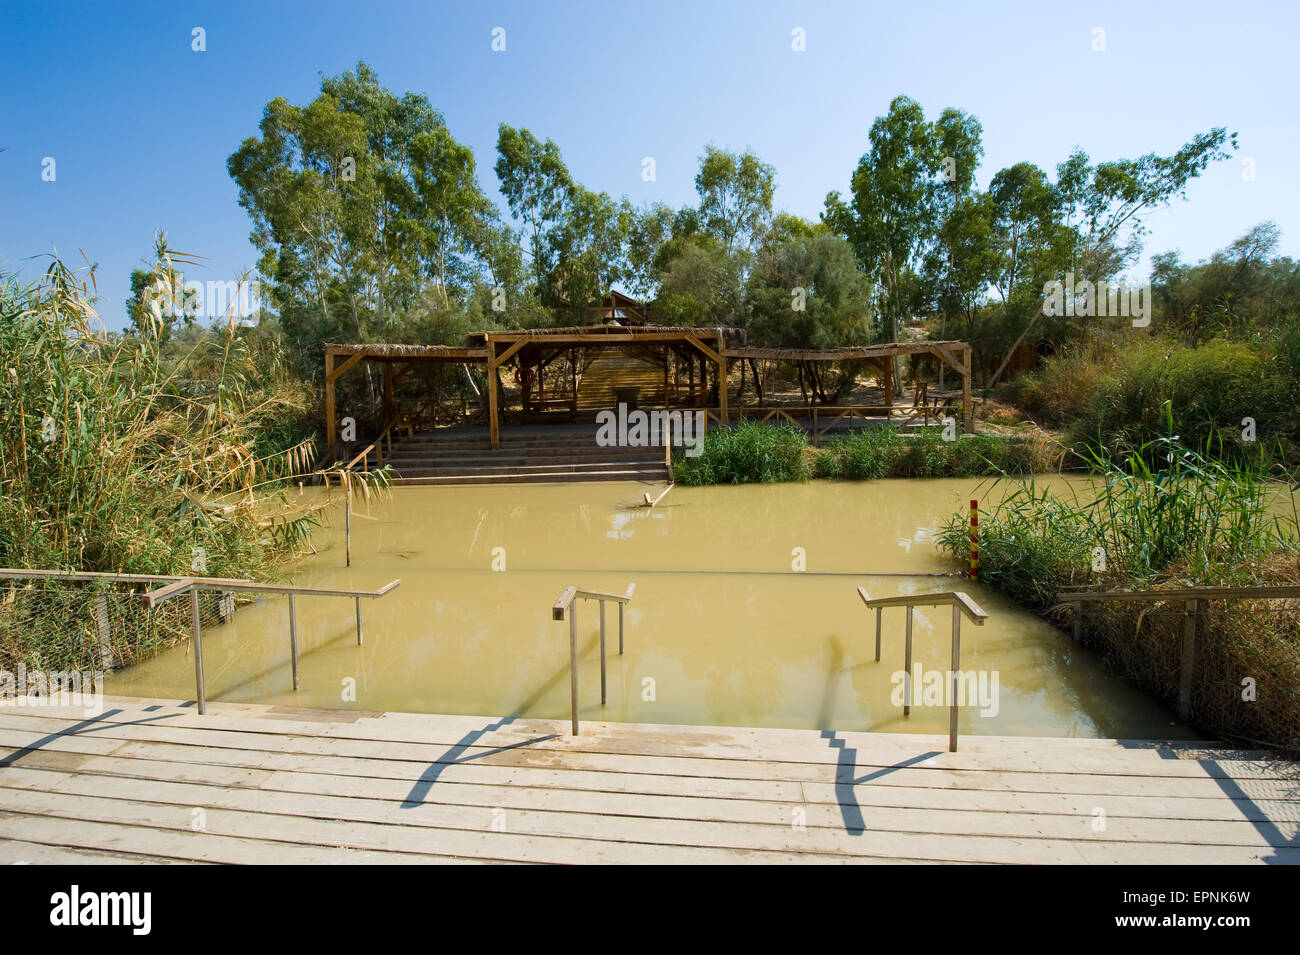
[576,352,666,410]
[379,425,669,485]
[1,697,1297,865]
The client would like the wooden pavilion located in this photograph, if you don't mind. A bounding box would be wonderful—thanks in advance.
[323,327,973,457]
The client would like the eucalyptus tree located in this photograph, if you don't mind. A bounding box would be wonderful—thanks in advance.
[228,62,498,374]
[694,146,776,255]
[826,95,943,393]
[986,128,1237,386]
[494,124,574,301]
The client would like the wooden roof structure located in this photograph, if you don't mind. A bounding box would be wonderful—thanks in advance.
[324,329,971,452]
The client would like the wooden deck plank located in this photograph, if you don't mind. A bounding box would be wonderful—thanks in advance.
[6,744,1295,826]
[1,762,1295,857]
[5,731,1297,813]
[4,730,1298,811]
[1,711,1291,784]
[0,698,1296,865]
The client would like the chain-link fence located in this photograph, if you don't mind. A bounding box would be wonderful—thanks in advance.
[1,573,397,710]
[1063,595,1300,753]
[0,577,239,674]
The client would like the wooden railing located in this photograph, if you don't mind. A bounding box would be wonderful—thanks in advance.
[552,583,637,735]
[857,588,989,752]
[344,417,402,472]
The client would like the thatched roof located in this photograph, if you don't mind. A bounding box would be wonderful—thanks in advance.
[465,324,746,345]
[324,343,488,360]
[724,340,970,362]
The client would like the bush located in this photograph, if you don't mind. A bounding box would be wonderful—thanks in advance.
[679,420,1049,485]
[674,420,811,485]
[1014,338,1297,465]
[817,428,1044,480]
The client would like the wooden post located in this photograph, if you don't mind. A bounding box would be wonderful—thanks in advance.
[665,416,674,483]
[93,593,113,672]
[486,337,500,449]
[717,355,729,425]
[1179,599,1199,720]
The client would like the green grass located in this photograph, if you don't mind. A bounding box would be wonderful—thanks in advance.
[936,426,1300,608]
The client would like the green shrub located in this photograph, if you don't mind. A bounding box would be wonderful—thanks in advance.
[1017,338,1296,465]
[674,420,811,485]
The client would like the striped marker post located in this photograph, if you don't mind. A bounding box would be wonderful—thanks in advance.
[969,499,979,581]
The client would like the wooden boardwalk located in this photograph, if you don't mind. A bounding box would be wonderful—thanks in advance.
[0,696,1297,864]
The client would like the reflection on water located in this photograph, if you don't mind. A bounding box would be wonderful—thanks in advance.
[111,477,1191,738]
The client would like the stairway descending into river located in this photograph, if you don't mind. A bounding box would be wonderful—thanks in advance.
[380,425,670,485]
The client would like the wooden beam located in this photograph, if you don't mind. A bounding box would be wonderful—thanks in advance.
[325,350,366,385]
[495,338,528,367]
[684,334,723,366]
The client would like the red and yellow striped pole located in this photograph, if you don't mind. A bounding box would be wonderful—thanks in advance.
[969,499,979,581]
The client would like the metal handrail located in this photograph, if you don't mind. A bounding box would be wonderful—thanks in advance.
[552,583,636,735]
[142,576,401,715]
[857,588,988,752]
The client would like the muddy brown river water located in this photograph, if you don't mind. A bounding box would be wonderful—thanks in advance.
[111,477,1191,739]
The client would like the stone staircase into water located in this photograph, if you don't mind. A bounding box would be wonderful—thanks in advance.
[378,424,670,485]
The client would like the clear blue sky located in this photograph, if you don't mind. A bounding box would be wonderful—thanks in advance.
[2,0,1296,329]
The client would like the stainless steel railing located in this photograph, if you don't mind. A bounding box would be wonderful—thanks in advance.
[145,576,400,713]
[552,583,636,735]
[857,588,988,752]
[0,567,399,715]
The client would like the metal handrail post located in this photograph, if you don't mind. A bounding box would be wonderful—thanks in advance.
[355,596,363,645]
[599,599,607,705]
[288,594,300,691]
[569,603,579,736]
[949,603,961,752]
[903,606,914,717]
